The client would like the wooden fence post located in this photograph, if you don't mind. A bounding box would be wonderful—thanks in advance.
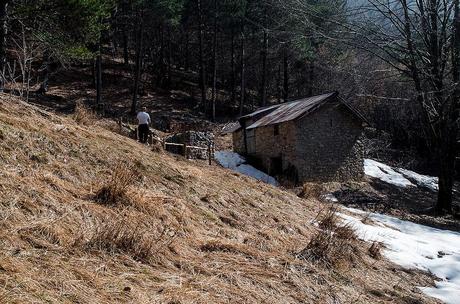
[208,143,212,165]
[183,143,187,159]
[148,134,153,146]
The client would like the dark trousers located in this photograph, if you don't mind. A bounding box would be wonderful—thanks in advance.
[138,124,149,143]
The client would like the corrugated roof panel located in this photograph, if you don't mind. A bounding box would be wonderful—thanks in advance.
[239,104,282,120]
[246,92,337,129]
[222,122,242,134]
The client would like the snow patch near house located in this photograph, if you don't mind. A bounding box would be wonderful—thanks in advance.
[364,159,438,191]
[364,159,413,187]
[214,150,246,169]
[215,151,279,186]
[397,168,438,191]
[340,208,460,304]
[322,193,338,202]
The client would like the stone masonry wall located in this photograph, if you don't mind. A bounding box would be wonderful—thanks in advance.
[251,121,297,175]
[293,102,364,182]
[233,130,245,154]
[231,101,364,182]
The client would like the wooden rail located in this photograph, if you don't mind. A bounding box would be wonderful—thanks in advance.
[151,135,214,165]
[118,118,215,165]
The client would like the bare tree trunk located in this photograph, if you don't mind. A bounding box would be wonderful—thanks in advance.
[167,25,172,89]
[436,0,460,213]
[38,50,50,94]
[308,60,314,97]
[197,0,207,113]
[131,11,144,114]
[184,29,190,71]
[283,47,289,102]
[96,39,103,111]
[231,27,236,106]
[0,1,8,92]
[260,30,268,106]
[211,0,218,121]
[156,24,165,88]
[277,61,281,103]
[123,31,129,66]
[239,21,246,116]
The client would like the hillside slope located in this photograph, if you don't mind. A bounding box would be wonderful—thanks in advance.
[0,94,438,303]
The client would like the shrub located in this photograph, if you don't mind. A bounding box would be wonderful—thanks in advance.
[73,101,97,125]
[298,182,324,199]
[298,207,360,269]
[369,241,382,259]
[95,163,139,205]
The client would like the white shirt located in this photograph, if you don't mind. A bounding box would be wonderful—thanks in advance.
[137,111,151,125]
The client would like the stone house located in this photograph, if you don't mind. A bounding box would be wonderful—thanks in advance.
[225,92,367,183]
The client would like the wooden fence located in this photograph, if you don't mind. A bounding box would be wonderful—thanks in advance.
[118,118,214,165]
[162,141,214,165]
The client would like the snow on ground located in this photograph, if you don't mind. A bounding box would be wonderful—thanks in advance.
[340,208,460,304]
[397,168,438,191]
[215,151,279,186]
[214,150,246,169]
[364,159,414,187]
[364,159,438,191]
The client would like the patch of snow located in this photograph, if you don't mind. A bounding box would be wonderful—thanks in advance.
[322,193,338,202]
[364,159,413,187]
[397,168,438,191]
[364,159,439,192]
[340,208,460,304]
[215,151,279,186]
[214,151,246,169]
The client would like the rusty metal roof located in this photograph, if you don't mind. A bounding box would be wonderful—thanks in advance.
[221,122,242,134]
[246,92,337,130]
[239,104,282,120]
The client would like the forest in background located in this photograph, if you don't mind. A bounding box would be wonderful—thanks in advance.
[0,0,458,213]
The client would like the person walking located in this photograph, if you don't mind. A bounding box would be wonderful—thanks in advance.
[136,107,151,143]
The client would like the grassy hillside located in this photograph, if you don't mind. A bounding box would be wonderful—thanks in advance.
[0,94,438,303]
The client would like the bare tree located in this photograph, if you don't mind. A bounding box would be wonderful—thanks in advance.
[131,9,145,114]
[0,0,8,92]
[346,0,459,213]
[197,0,207,113]
[9,22,40,101]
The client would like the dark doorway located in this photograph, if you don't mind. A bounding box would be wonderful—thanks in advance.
[270,157,283,176]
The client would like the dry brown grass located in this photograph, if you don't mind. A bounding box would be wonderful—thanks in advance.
[298,182,324,199]
[73,101,97,125]
[369,241,383,260]
[298,207,361,269]
[95,163,139,205]
[0,94,440,304]
[84,213,172,263]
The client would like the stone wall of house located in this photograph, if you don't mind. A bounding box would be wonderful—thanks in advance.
[232,116,260,155]
[292,102,364,182]
[231,101,364,182]
[233,130,245,154]
[250,121,298,175]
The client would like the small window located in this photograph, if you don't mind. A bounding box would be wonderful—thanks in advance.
[274,125,280,136]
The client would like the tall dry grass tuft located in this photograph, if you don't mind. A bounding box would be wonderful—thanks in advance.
[298,207,360,269]
[298,182,324,199]
[86,215,156,263]
[95,163,139,205]
[368,241,382,259]
[73,101,97,125]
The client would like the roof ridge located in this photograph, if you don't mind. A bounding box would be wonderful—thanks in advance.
[245,92,338,130]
